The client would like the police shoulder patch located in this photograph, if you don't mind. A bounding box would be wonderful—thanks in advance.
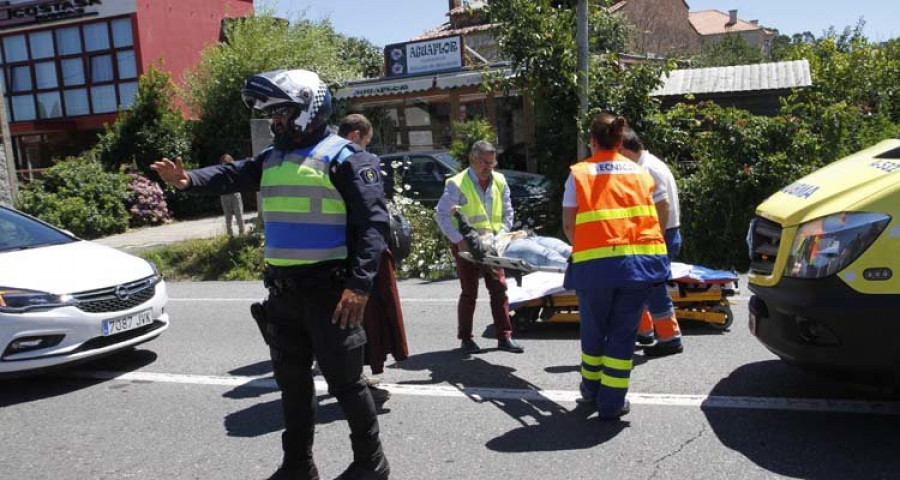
[359,167,380,185]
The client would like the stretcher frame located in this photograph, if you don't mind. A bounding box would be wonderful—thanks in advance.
[459,252,737,332]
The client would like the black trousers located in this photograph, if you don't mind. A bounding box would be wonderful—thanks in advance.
[263,267,382,471]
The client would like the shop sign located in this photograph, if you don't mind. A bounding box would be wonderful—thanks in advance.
[384,35,463,77]
[0,0,107,28]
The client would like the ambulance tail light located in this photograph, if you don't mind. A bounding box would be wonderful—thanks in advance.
[783,212,890,279]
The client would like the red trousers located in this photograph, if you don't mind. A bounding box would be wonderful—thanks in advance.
[452,245,513,340]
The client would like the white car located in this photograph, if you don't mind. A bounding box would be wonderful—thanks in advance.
[0,205,169,377]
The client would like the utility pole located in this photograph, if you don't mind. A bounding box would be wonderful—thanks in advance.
[576,0,589,159]
[0,77,16,206]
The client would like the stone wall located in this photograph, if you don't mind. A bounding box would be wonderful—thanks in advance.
[0,146,13,207]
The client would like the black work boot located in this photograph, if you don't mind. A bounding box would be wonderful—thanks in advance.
[335,438,389,480]
[269,461,319,480]
[333,455,389,480]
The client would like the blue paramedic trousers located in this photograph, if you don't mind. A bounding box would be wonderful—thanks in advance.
[645,228,682,319]
[578,284,654,417]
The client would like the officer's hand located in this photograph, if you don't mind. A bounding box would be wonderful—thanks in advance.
[332,289,369,329]
[456,240,468,252]
[150,157,191,190]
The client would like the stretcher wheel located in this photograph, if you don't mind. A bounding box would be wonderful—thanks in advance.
[512,307,540,332]
[708,304,734,331]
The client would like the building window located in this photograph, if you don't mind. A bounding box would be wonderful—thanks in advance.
[11,66,32,92]
[90,54,114,83]
[111,18,134,48]
[11,94,35,121]
[2,16,140,120]
[34,61,58,89]
[56,27,82,55]
[83,23,110,52]
[116,50,137,79]
[29,31,54,59]
[119,81,138,107]
[90,84,117,113]
[64,89,89,116]
[37,91,62,119]
[3,35,27,63]
[61,58,85,86]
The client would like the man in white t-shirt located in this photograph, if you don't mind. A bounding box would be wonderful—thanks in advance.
[620,128,684,356]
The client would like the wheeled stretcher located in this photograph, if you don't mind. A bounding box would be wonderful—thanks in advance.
[459,252,738,331]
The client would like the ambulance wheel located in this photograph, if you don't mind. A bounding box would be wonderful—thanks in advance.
[709,305,733,331]
[513,307,539,332]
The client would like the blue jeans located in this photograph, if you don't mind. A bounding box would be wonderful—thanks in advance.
[504,236,571,269]
[646,228,682,320]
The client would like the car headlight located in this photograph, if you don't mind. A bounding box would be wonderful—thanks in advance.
[783,212,891,279]
[146,259,163,282]
[0,288,75,313]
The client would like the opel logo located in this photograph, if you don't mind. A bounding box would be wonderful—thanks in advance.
[115,285,131,301]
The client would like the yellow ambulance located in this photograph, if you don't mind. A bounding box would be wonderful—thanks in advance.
[747,138,900,378]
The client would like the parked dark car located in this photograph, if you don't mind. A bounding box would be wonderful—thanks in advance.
[379,150,552,231]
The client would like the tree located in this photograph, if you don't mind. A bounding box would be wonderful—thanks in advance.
[183,12,370,164]
[488,0,661,186]
[340,36,384,79]
[93,66,191,177]
[693,35,763,67]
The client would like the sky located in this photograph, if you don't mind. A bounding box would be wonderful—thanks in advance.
[265,0,899,47]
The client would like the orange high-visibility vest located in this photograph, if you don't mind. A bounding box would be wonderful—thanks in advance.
[566,150,668,287]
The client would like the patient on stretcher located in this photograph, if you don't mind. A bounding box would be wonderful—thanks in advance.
[483,231,571,269]
[454,209,571,269]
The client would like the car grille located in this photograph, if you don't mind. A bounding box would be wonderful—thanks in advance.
[749,217,783,275]
[72,276,159,314]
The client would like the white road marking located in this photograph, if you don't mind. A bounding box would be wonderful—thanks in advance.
[168,298,473,303]
[69,370,900,416]
[169,297,750,304]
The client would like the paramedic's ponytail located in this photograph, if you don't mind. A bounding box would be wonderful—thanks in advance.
[589,112,629,150]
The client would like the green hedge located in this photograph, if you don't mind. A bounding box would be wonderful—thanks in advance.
[17,156,130,239]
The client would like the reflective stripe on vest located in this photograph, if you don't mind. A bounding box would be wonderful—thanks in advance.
[448,169,507,234]
[260,134,352,266]
[570,151,666,264]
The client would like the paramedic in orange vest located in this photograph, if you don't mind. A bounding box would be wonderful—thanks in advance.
[620,127,684,356]
[436,140,525,355]
[562,113,669,420]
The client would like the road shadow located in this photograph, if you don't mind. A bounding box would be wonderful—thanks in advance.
[398,348,628,452]
[0,348,157,408]
[223,366,392,438]
[229,360,272,377]
[704,361,900,479]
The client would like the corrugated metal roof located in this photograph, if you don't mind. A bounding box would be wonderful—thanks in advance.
[651,59,812,97]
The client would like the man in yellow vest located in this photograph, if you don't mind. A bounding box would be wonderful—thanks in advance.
[436,140,524,354]
[151,69,389,480]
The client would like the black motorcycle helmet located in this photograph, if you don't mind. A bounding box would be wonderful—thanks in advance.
[241,69,332,135]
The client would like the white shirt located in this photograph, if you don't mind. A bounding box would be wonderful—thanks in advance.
[638,151,680,229]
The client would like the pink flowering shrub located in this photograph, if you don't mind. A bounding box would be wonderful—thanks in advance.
[126,174,172,227]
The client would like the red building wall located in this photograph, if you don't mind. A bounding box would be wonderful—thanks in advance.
[133,0,253,86]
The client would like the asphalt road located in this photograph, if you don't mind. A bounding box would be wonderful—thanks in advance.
[3,279,900,480]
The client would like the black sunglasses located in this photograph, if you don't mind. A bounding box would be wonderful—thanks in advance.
[262,105,296,118]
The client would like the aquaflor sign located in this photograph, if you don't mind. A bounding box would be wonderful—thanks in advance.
[384,35,463,77]
[0,0,102,27]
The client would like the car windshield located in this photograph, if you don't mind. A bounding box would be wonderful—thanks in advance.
[434,153,461,172]
[0,208,76,253]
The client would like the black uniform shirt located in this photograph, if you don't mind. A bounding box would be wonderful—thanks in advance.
[185,126,389,294]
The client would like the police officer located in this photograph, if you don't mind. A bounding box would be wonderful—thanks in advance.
[151,69,390,480]
[562,113,669,420]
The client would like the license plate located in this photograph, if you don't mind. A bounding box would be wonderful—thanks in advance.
[102,309,153,336]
